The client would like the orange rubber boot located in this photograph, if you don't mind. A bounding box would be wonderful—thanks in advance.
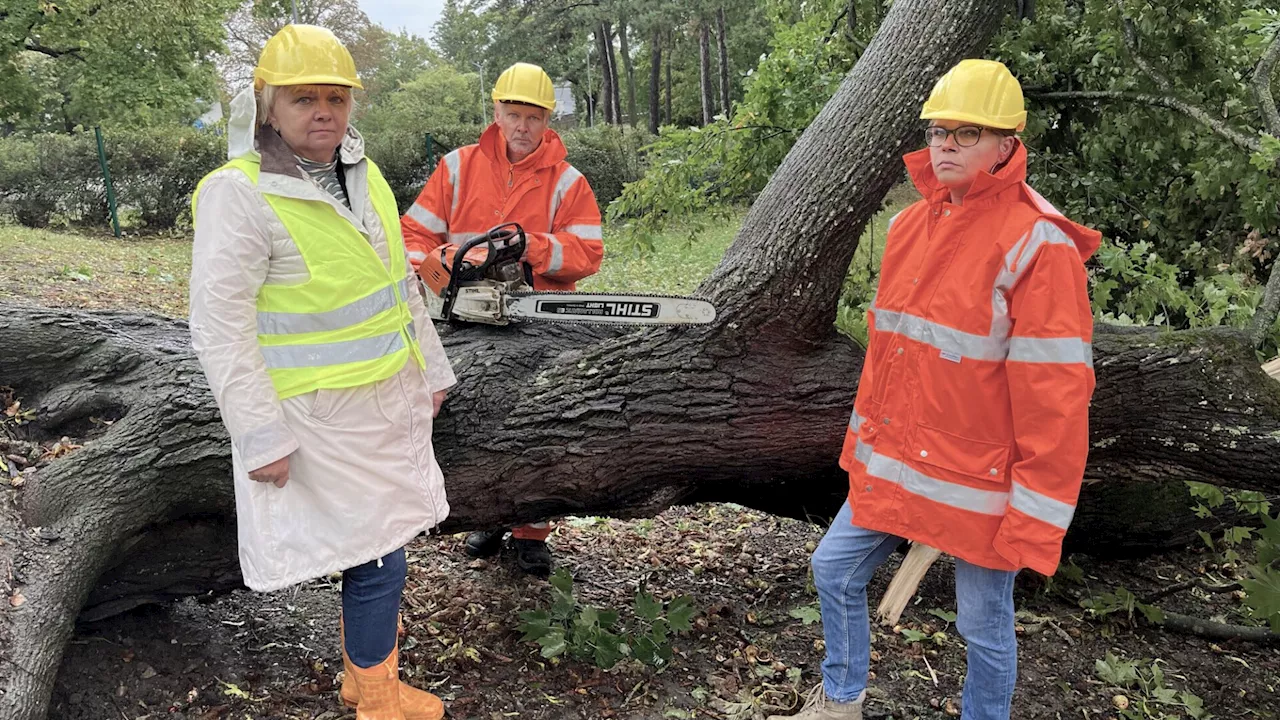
[340,618,444,720]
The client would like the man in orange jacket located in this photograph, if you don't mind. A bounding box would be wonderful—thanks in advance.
[772,60,1098,720]
[401,62,603,576]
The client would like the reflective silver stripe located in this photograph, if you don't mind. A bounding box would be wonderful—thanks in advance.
[853,436,874,465]
[406,319,418,342]
[550,166,583,219]
[408,250,427,264]
[258,285,398,335]
[447,232,481,245]
[443,150,462,215]
[406,203,447,233]
[546,234,564,274]
[850,438,1075,527]
[991,221,1077,339]
[850,438,1009,516]
[1010,482,1075,530]
[994,221,1075,295]
[871,306,1008,362]
[848,408,865,432]
[257,279,412,335]
[886,210,902,234]
[1008,337,1093,367]
[564,224,603,240]
[873,220,1088,366]
[260,330,406,369]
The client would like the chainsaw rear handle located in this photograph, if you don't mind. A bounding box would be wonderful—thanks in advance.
[439,223,527,320]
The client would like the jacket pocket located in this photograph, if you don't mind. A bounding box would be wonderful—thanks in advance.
[304,388,339,424]
[910,422,1010,483]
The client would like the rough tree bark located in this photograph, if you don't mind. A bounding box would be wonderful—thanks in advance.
[3,2,1280,719]
[597,22,615,124]
[699,17,714,125]
[609,23,623,125]
[649,27,663,134]
[717,7,731,117]
[619,18,637,127]
[664,28,673,124]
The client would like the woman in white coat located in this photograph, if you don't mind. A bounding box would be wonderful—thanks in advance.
[189,25,451,720]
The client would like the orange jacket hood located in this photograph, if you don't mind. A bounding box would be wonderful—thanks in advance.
[903,142,1101,262]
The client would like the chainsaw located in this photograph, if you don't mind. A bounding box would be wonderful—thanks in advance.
[418,223,717,327]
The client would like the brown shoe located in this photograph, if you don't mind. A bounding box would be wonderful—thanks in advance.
[767,683,864,720]
[340,617,444,720]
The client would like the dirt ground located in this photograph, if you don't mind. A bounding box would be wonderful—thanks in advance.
[49,504,1279,720]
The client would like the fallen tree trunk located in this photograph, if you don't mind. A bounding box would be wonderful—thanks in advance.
[2,1,1279,718]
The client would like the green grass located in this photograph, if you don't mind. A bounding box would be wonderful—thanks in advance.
[0,225,191,316]
[581,210,746,296]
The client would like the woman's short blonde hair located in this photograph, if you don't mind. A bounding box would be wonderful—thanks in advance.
[255,84,355,127]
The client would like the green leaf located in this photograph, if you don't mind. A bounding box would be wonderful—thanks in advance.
[596,609,620,630]
[1239,563,1280,627]
[549,567,574,597]
[1094,651,1139,687]
[1223,526,1253,546]
[900,629,929,644]
[789,604,822,625]
[1255,514,1280,566]
[576,606,600,629]
[667,596,696,632]
[592,630,627,669]
[1136,601,1165,625]
[1181,691,1209,718]
[1186,482,1226,509]
[635,589,662,622]
[517,610,556,643]
[927,608,958,624]
[536,628,566,659]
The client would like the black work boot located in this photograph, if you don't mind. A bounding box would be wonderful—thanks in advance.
[512,539,553,577]
[465,529,506,558]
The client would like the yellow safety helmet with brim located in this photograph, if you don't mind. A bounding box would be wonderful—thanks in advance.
[491,62,557,111]
[920,59,1025,131]
[254,24,362,90]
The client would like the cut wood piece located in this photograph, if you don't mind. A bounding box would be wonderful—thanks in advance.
[1263,356,1280,381]
[877,542,942,626]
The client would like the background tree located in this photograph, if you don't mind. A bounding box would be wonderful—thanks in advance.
[698,16,714,124]
[0,0,239,133]
[717,6,730,116]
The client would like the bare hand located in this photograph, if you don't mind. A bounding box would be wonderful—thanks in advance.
[249,456,289,488]
[432,390,447,418]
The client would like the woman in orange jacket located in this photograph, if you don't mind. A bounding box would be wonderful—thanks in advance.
[773,60,1099,720]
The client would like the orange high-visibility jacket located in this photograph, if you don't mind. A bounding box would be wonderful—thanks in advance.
[401,124,603,290]
[840,143,1100,577]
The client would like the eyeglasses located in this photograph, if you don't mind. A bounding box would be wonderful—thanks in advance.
[924,125,986,148]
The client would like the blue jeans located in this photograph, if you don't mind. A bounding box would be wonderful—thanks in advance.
[811,501,1018,720]
[343,547,407,668]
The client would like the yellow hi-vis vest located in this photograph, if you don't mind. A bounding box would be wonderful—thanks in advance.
[194,156,426,400]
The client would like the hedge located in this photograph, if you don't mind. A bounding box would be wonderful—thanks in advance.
[0,123,652,231]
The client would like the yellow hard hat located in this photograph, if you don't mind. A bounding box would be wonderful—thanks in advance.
[920,59,1025,131]
[492,62,556,111]
[254,24,362,91]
